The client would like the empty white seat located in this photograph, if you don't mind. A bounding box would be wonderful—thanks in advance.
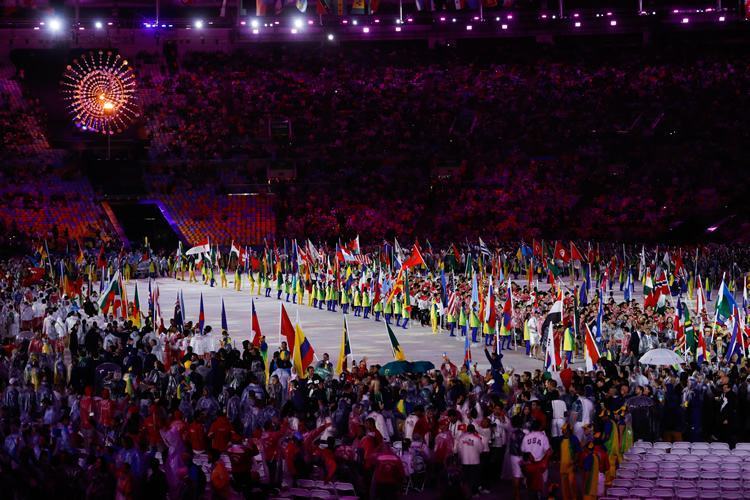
[638,470,658,480]
[629,487,652,498]
[719,493,743,500]
[709,442,729,450]
[653,442,672,449]
[721,464,741,472]
[675,488,698,499]
[691,442,710,449]
[617,470,636,479]
[659,479,676,489]
[723,455,743,463]
[640,461,659,470]
[733,442,750,450]
[699,463,720,472]
[721,480,742,491]
[660,461,679,471]
[659,470,679,480]
[672,442,691,449]
[682,454,700,462]
[611,479,634,488]
[703,455,722,462]
[674,480,695,489]
[663,454,682,462]
[619,462,640,472]
[671,447,690,455]
[605,487,630,498]
[634,440,653,448]
[652,488,675,498]
[691,448,709,456]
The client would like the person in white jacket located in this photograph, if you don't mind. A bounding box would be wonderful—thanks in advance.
[454,424,486,495]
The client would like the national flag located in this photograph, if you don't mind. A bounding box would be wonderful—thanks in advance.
[98,271,124,316]
[336,315,352,375]
[186,238,211,256]
[76,242,85,266]
[401,243,426,270]
[544,322,561,372]
[596,293,604,342]
[279,303,296,352]
[570,242,585,262]
[674,297,685,353]
[131,282,142,328]
[470,271,479,306]
[464,331,472,369]
[683,306,695,354]
[447,286,460,317]
[251,299,262,347]
[292,312,316,377]
[197,293,205,334]
[726,305,743,361]
[554,241,570,263]
[372,271,383,309]
[540,293,564,338]
[173,292,183,332]
[478,237,492,258]
[499,281,513,336]
[180,290,187,326]
[484,276,497,328]
[221,298,228,333]
[624,270,633,302]
[583,322,601,371]
[643,269,653,297]
[716,278,737,326]
[696,326,708,365]
[533,239,543,257]
[97,245,106,269]
[386,322,406,361]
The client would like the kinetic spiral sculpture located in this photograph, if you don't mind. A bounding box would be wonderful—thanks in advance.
[61,50,138,135]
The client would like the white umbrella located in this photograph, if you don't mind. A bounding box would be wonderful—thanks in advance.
[639,348,683,366]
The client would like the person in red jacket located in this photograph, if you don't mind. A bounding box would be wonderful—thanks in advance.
[142,404,163,449]
[187,414,207,453]
[208,411,233,452]
[98,388,116,430]
[521,452,550,500]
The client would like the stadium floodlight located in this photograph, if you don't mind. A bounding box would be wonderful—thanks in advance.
[293,18,303,29]
[681,17,689,23]
[610,20,617,26]
[574,21,581,27]
[48,17,63,32]
[94,21,103,29]
[327,33,334,40]
[251,19,259,28]
[194,20,204,29]
[719,16,725,21]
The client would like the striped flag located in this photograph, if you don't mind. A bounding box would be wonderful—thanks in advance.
[336,315,352,375]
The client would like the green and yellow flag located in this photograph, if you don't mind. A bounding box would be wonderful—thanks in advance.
[386,322,406,361]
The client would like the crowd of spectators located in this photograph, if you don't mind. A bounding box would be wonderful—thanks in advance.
[132,45,750,242]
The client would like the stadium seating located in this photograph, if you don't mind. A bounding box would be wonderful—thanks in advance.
[607,441,750,499]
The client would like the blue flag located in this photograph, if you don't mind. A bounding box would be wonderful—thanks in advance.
[221,298,228,333]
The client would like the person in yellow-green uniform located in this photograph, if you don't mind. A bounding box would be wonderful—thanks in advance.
[523,314,531,356]
[446,306,456,336]
[341,285,350,314]
[353,287,361,317]
[316,282,325,310]
[430,298,438,333]
[220,267,228,288]
[563,326,574,364]
[401,293,409,329]
[383,296,392,324]
[246,269,254,293]
[312,282,319,308]
[394,294,403,326]
[559,423,581,500]
[295,276,303,305]
[458,303,468,337]
[469,302,480,343]
[332,284,339,312]
[208,265,215,287]
[276,272,283,300]
[362,288,371,319]
[234,268,241,291]
[148,260,156,279]
[482,315,493,346]
[325,282,333,311]
[262,272,269,297]
[307,282,314,307]
[284,276,292,302]
[373,295,383,322]
[189,263,197,283]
